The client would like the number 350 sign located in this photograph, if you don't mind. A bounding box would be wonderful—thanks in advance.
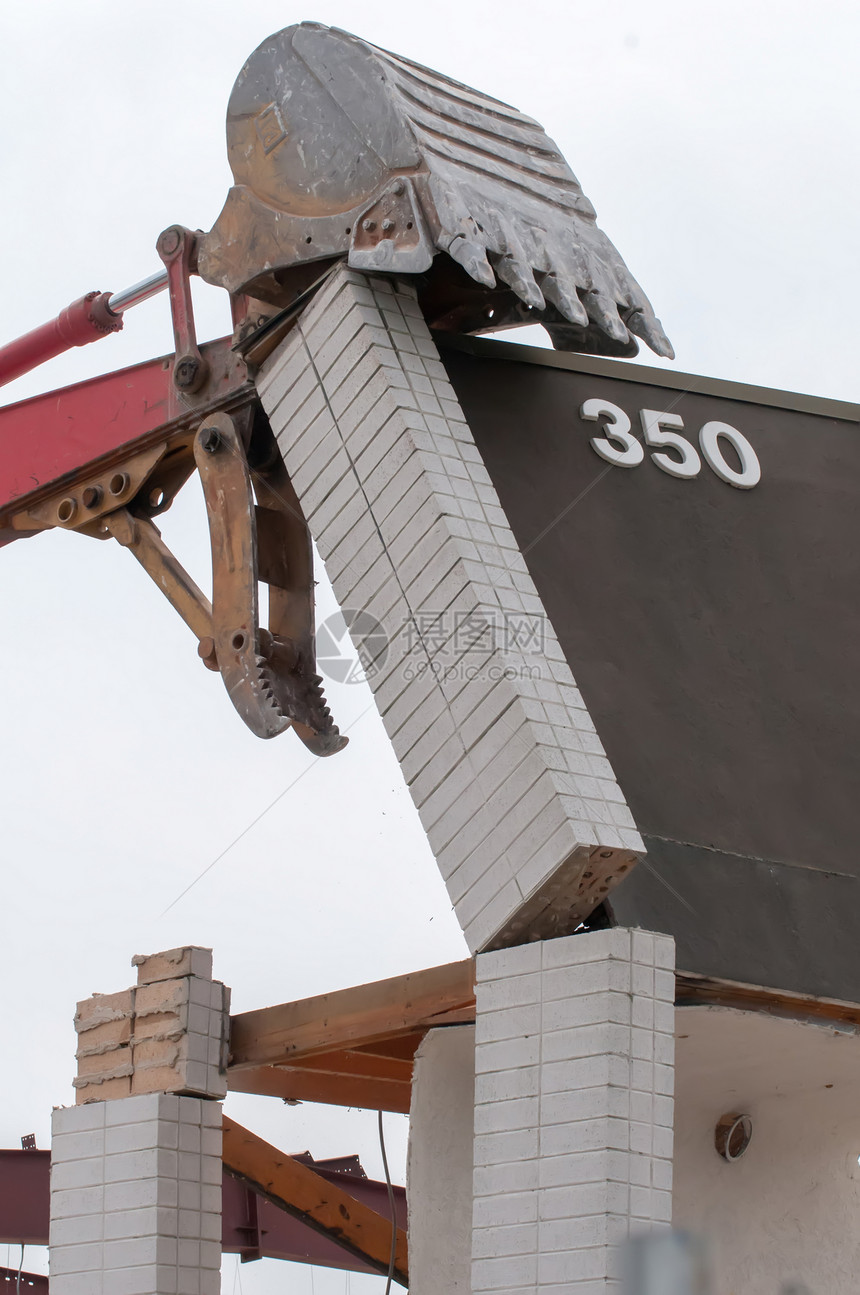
[581,399,761,489]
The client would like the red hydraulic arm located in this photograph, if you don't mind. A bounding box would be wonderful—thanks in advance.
[0,271,168,389]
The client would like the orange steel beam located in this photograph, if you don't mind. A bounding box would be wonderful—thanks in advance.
[222,1117,408,1285]
[228,957,477,1070]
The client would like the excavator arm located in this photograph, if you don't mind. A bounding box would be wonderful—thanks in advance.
[0,232,346,755]
[0,21,672,752]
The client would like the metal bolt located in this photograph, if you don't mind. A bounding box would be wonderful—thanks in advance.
[362,219,376,232]
[199,427,221,454]
[197,636,219,672]
[390,180,405,196]
[381,218,395,232]
[159,227,181,256]
[258,628,275,660]
[175,357,202,391]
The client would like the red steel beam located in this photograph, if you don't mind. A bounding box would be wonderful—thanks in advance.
[0,1148,406,1273]
[0,1267,48,1293]
[0,1150,49,1245]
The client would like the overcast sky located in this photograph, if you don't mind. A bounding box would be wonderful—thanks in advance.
[1,2,857,1289]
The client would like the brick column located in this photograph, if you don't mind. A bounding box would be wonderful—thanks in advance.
[50,1095,221,1295]
[258,266,643,953]
[472,928,675,1294]
[49,947,229,1295]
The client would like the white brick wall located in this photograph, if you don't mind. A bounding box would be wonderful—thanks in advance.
[258,266,643,953]
[472,928,675,1294]
[50,1094,221,1295]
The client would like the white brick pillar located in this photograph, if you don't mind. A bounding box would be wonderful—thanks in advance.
[472,928,675,1293]
[50,948,228,1295]
[50,1095,222,1295]
[258,266,643,954]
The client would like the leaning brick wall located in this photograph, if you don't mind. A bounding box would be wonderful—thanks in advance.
[258,266,643,953]
[472,928,675,1293]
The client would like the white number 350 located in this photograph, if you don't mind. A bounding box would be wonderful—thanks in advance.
[580,399,761,490]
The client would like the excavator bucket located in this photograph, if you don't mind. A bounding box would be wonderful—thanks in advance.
[199,22,673,360]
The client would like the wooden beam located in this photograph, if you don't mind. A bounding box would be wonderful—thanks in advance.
[229,957,476,1070]
[221,1116,409,1285]
[676,970,860,1029]
[228,1064,412,1114]
[425,1004,480,1027]
[230,958,860,1117]
[352,1034,426,1063]
[278,1048,414,1083]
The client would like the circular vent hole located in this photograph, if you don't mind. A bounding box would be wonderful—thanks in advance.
[715,1113,752,1162]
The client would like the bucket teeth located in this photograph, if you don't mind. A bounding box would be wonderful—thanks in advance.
[308,675,335,730]
[298,669,347,755]
[495,255,546,311]
[626,308,675,360]
[447,236,496,289]
[253,653,345,745]
[583,291,630,345]
[542,273,589,327]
